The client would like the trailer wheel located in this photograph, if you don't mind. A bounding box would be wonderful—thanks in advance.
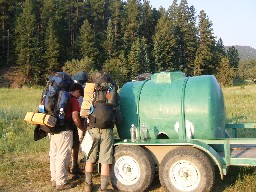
[159,147,214,192]
[110,145,155,192]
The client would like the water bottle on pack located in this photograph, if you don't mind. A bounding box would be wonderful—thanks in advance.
[38,95,46,113]
[59,108,65,126]
[130,124,137,142]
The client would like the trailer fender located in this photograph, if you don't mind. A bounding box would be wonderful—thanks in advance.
[189,140,226,179]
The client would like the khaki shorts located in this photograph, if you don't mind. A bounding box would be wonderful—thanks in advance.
[87,128,114,164]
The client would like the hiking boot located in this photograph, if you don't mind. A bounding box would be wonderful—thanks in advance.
[84,182,93,192]
[56,183,73,191]
[51,180,56,188]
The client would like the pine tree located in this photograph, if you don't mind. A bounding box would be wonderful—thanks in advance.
[213,38,226,75]
[141,0,155,73]
[110,0,123,57]
[0,0,9,67]
[128,37,141,78]
[15,0,41,84]
[227,46,240,69]
[153,9,176,72]
[166,0,183,71]
[122,0,141,53]
[140,37,152,73]
[43,18,60,74]
[194,10,216,75]
[104,19,115,59]
[77,19,98,70]
[177,0,198,75]
[141,0,154,43]
[64,0,86,59]
[103,57,129,86]
[119,50,130,82]
[0,0,22,67]
[216,57,234,86]
[83,0,111,69]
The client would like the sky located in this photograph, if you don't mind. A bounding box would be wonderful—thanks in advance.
[149,0,256,49]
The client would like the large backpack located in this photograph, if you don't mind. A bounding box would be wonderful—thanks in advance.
[39,72,74,133]
[89,72,120,128]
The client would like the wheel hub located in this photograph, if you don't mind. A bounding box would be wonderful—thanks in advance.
[169,160,200,191]
[114,156,140,185]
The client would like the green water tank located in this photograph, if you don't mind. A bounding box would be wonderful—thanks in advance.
[117,71,225,140]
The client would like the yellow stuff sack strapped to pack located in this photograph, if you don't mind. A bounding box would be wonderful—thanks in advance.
[80,83,95,117]
[24,112,56,127]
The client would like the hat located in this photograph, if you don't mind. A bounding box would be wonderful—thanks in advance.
[72,71,88,85]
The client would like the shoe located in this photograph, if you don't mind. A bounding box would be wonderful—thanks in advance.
[84,182,93,192]
[56,183,73,191]
[51,180,56,188]
[70,166,84,175]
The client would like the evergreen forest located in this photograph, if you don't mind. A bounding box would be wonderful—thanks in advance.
[0,0,243,86]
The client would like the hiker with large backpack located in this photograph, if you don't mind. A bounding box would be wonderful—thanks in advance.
[70,71,88,174]
[38,72,87,190]
[49,82,86,191]
[84,72,120,192]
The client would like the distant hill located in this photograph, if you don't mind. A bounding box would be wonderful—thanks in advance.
[225,46,256,62]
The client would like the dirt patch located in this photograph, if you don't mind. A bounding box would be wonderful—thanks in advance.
[0,66,24,88]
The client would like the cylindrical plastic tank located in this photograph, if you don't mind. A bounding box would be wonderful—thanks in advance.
[117,71,225,140]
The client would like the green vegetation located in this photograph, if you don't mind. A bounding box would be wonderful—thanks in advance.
[1,0,240,87]
[1,85,256,191]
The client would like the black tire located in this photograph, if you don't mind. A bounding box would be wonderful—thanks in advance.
[159,147,215,192]
[110,145,155,192]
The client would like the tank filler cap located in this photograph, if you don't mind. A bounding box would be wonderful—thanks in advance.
[151,71,185,83]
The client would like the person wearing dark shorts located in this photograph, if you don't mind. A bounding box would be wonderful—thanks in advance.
[70,126,81,174]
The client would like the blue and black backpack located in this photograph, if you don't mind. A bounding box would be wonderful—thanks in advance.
[42,72,73,115]
[38,72,74,132]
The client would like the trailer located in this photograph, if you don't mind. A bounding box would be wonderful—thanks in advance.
[109,71,256,192]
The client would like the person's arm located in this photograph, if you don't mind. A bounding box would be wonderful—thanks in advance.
[72,111,86,131]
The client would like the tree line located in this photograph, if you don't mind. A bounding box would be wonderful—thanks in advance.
[0,0,240,86]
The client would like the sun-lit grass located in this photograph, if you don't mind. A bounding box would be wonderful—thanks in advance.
[224,84,256,123]
[0,88,49,155]
[223,84,256,138]
[1,85,256,191]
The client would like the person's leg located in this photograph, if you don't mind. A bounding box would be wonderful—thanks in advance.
[71,143,80,172]
[100,164,110,191]
[71,128,80,174]
[78,128,86,162]
[85,162,94,183]
[55,130,73,186]
[98,129,114,191]
[49,134,57,187]
[84,128,100,192]
[84,161,94,192]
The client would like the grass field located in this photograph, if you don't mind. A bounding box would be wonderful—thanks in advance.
[1,84,256,191]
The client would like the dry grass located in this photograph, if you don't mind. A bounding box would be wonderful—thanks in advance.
[0,152,164,192]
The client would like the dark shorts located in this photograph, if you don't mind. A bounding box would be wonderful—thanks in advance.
[73,128,80,147]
